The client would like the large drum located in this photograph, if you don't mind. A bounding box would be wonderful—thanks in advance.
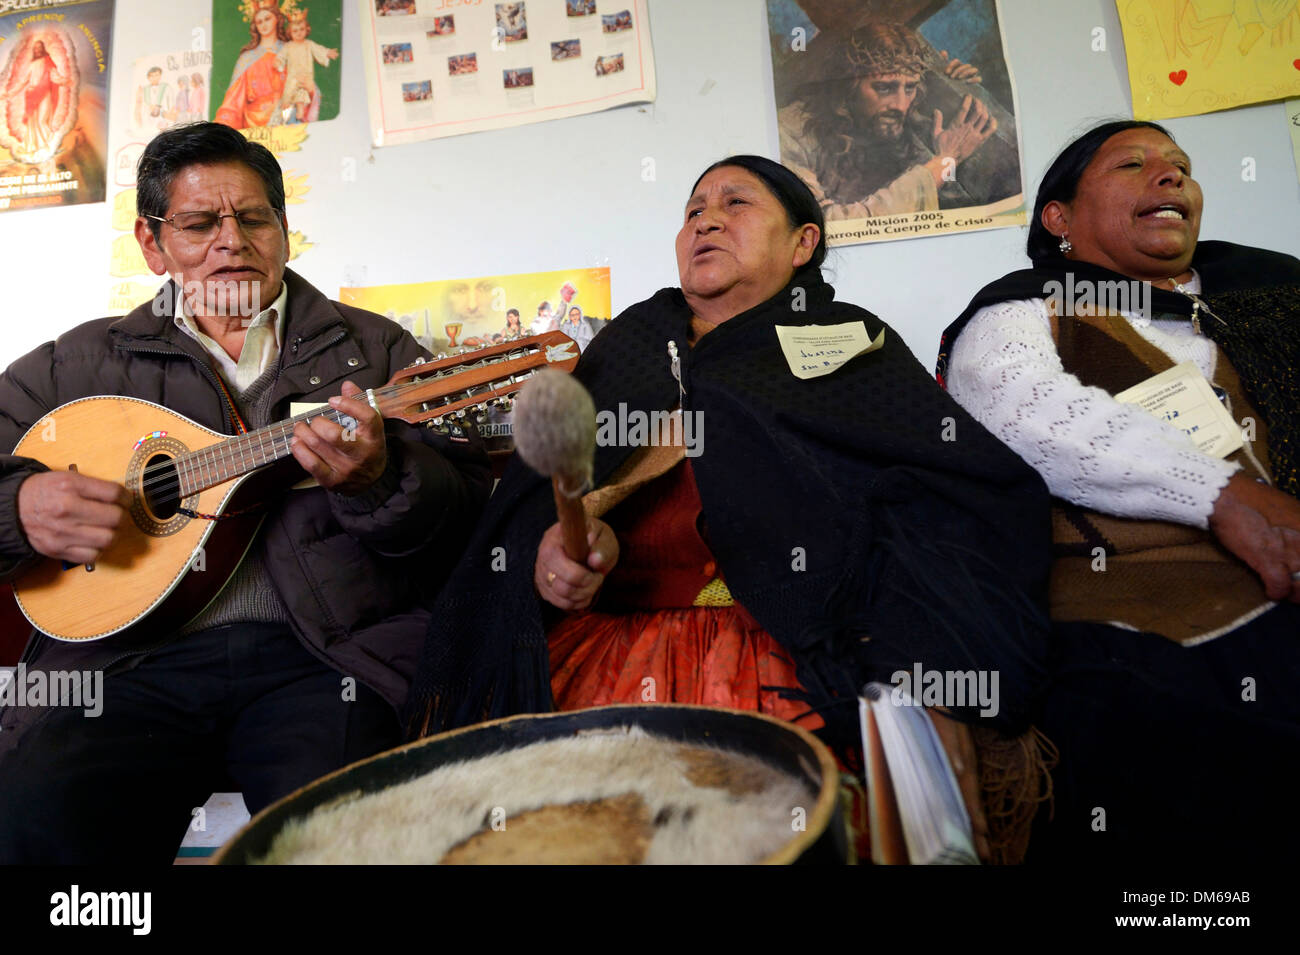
[215,704,849,864]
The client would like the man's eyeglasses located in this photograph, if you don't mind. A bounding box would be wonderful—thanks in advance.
[145,206,284,241]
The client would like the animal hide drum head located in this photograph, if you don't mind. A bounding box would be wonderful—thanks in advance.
[214,704,848,865]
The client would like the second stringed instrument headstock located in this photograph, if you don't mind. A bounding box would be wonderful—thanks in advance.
[373,330,581,430]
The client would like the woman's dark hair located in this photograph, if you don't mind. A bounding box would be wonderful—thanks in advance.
[1027,119,1175,262]
[137,121,287,244]
[690,154,828,271]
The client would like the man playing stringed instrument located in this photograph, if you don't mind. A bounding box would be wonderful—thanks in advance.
[0,122,493,863]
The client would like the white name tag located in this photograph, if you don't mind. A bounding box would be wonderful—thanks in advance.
[774,321,886,380]
[287,401,329,489]
[1114,361,1244,459]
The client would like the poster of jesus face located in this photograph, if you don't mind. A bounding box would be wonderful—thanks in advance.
[0,0,114,214]
[767,0,1026,246]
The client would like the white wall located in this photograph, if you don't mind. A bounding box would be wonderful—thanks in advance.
[2,0,1297,370]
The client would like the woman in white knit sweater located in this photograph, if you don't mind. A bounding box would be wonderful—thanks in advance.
[938,119,1300,864]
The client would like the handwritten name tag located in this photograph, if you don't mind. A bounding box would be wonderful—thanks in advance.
[774,321,886,380]
[1114,362,1244,459]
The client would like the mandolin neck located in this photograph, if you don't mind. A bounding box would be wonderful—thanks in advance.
[175,404,356,496]
[171,330,581,497]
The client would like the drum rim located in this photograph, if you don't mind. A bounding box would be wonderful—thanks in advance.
[213,703,843,865]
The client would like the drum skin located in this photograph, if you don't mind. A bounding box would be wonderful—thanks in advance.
[215,704,851,865]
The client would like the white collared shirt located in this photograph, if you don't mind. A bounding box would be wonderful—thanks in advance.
[175,282,288,394]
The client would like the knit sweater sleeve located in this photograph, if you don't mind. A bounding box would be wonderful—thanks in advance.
[945,298,1238,528]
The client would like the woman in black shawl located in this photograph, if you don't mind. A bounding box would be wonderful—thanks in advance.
[408,156,1053,855]
[939,121,1300,863]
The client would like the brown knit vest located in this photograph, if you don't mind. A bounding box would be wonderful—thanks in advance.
[1047,304,1273,644]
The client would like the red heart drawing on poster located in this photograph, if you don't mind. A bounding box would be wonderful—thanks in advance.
[1293,59,1300,70]
[1169,70,1188,85]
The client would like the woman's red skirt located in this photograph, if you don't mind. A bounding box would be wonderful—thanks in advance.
[548,605,823,731]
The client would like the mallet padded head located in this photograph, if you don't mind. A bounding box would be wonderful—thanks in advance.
[513,369,596,491]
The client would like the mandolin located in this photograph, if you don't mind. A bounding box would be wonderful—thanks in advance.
[9,331,579,642]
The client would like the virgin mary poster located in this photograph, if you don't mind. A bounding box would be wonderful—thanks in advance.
[0,0,112,214]
[211,0,342,141]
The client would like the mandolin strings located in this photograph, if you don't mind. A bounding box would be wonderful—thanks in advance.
[135,339,554,503]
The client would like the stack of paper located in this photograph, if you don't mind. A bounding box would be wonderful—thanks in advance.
[860,683,978,865]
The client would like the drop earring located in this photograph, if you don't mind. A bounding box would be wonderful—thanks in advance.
[1058,234,1073,255]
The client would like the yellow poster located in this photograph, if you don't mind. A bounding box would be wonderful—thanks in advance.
[340,266,612,356]
[1118,0,1300,120]
[340,266,612,450]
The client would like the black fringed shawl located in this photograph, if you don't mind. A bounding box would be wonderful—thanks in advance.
[937,241,1300,495]
[406,268,1053,756]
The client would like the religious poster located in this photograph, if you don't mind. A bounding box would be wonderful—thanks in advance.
[358,1,654,146]
[125,49,212,141]
[767,0,1026,247]
[104,45,315,315]
[210,0,343,153]
[340,266,612,449]
[0,0,112,214]
[106,47,213,313]
[1117,0,1300,121]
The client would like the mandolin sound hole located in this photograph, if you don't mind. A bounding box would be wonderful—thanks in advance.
[141,453,182,520]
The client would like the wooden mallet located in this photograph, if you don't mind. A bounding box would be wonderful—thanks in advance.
[512,368,597,564]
